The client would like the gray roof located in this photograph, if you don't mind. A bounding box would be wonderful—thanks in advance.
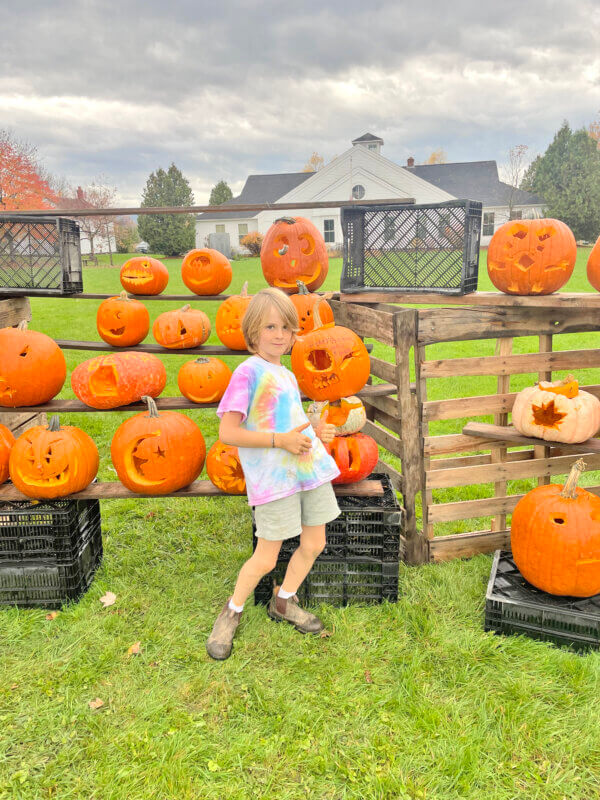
[352,132,384,144]
[198,172,313,220]
[406,160,543,206]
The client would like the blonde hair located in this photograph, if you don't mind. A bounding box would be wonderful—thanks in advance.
[242,287,300,353]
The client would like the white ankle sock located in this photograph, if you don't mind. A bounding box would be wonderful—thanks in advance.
[228,599,244,613]
[278,587,295,600]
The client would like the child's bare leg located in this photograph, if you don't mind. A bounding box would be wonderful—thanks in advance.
[280,524,326,594]
[231,538,282,607]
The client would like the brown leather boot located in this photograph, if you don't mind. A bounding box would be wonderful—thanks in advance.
[206,599,242,660]
[267,586,324,634]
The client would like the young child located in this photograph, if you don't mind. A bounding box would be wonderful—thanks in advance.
[206,287,340,660]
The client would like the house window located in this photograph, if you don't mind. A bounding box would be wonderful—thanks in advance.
[483,212,495,236]
[368,144,377,151]
[215,224,225,233]
[509,209,523,221]
[323,219,335,243]
[352,184,365,200]
[238,223,248,244]
[383,218,396,242]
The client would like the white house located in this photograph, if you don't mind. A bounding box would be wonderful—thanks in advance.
[196,133,543,250]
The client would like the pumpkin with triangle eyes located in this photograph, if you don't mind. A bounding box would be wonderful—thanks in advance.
[215,282,252,351]
[178,357,231,404]
[96,292,149,347]
[261,217,328,294]
[152,304,211,349]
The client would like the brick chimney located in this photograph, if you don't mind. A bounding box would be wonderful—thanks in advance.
[76,186,84,200]
[406,157,415,167]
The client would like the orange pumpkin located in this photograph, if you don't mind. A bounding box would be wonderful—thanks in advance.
[511,459,600,597]
[181,248,233,295]
[307,396,366,436]
[327,432,378,484]
[261,216,329,294]
[120,256,169,295]
[0,323,66,407]
[290,299,370,401]
[96,291,150,347]
[0,422,15,484]
[71,352,167,409]
[206,441,246,494]
[215,282,252,350]
[586,234,600,292]
[9,416,99,499]
[487,218,576,295]
[111,396,205,495]
[152,305,211,349]
[178,357,231,404]
[291,280,334,335]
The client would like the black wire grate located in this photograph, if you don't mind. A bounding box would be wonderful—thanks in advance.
[341,200,482,295]
[0,216,82,295]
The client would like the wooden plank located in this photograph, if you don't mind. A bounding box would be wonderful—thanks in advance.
[536,334,553,487]
[429,530,511,562]
[362,419,403,458]
[417,306,600,345]
[426,451,600,489]
[429,449,535,472]
[369,356,396,384]
[1,411,46,435]
[330,299,395,346]
[0,296,31,327]
[0,478,384,503]
[374,460,404,492]
[462,422,600,454]
[55,340,249,356]
[424,432,508,456]
[373,407,402,436]
[67,293,231,301]
[340,291,600,309]
[420,349,600,379]
[362,393,399,418]
[492,337,513,532]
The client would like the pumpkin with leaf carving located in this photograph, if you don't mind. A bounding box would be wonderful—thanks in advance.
[206,440,246,494]
[511,375,600,443]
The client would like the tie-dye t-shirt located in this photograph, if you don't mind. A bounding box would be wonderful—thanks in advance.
[216,356,340,506]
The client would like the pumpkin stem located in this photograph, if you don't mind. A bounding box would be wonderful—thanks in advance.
[278,245,289,256]
[312,297,326,331]
[240,281,249,297]
[296,280,309,295]
[181,304,191,312]
[560,458,587,499]
[47,415,61,432]
[141,395,160,417]
[274,217,296,225]
[16,320,29,331]
[119,290,129,301]
[194,357,210,364]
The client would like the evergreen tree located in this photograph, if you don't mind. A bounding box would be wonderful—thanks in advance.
[209,180,233,206]
[138,163,195,256]
[521,122,600,240]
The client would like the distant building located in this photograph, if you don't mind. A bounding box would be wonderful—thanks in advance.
[53,186,116,255]
[196,134,543,251]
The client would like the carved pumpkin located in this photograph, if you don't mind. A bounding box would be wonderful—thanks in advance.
[307,396,366,436]
[290,299,370,401]
[586,234,600,292]
[327,432,378,484]
[512,375,600,443]
[152,304,211,349]
[260,217,329,293]
[0,323,66,407]
[291,280,334,335]
[206,440,246,494]
[215,282,252,350]
[71,352,167,409]
[511,459,600,597]
[181,248,233,295]
[111,396,205,495]
[96,291,150,347]
[9,416,99,499]
[178,357,232,404]
[487,218,576,295]
[120,256,169,295]
[0,423,15,484]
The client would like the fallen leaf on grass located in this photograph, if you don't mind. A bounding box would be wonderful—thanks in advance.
[319,627,334,638]
[149,661,160,668]
[10,683,18,690]
[145,511,156,519]
[99,591,117,608]
[45,611,59,621]
[88,698,104,710]
[127,641,142,656]
[364,670,373,684]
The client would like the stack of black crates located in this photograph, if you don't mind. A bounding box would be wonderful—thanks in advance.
[254,474,403,607]
[0,499,103,608]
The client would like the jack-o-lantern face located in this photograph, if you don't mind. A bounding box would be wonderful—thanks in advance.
[487,219,576,295]
[152,305,211,349]
[178,357,231,404]
[0,423,16,484]
[181,248,233,296]
[111,397,205,495]
[206,441,246,494]
[0,324,66,408]
[96,292,150,347]
[307,396,366,436]
[120,257,169,296]
[328,432,379,485]
[9,416,99,499]
[260,217,329,294]
[291,280,334,335]
[215,283,252,351]
[71,352,167,409]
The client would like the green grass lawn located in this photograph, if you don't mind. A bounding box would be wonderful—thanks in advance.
[2,250,600,799]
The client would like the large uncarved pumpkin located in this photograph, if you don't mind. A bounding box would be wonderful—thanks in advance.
[0,323,66,407]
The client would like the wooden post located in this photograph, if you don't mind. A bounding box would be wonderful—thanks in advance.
[491,337,513,531]
[416,344,434,539]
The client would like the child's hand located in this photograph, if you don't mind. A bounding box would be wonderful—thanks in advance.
[315,422,336,445]
[277,423,312,455]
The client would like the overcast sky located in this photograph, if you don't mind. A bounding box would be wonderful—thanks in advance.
[3,0,599,205]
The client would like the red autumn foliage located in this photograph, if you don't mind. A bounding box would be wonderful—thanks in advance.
[0,131,58,211]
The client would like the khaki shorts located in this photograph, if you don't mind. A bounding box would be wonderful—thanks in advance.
[253,482,341,541]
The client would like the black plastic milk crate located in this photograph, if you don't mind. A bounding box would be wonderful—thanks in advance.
[0,215,83,295]
[255,559,398,607]
[485,550,600,652]
[341,199,482,295]
[251,474,403,562]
